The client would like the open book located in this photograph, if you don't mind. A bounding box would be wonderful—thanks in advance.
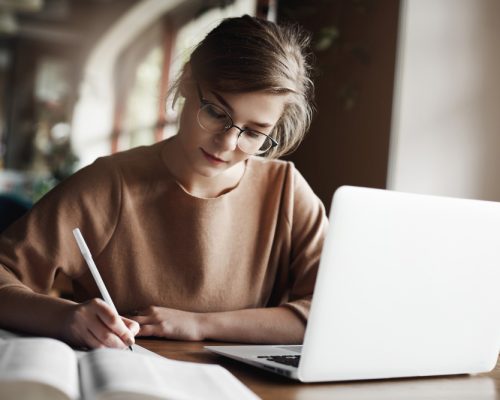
[0,335,259,400]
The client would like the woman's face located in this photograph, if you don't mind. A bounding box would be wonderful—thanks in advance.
[176,82,288,179]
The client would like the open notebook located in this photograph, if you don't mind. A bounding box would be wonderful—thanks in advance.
[0,330,259,400]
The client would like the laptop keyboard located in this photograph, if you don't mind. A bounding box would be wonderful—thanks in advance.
[258,355,301,368]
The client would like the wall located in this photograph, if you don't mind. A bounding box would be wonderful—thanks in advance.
[281,0,400,211]
[387,0,500,201]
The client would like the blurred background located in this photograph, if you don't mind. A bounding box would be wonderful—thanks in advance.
[0,0,499,232]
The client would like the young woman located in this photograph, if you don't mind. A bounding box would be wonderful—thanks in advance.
[0,15,328,349]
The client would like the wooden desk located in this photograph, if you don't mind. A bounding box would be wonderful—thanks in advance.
[138,338,500,399]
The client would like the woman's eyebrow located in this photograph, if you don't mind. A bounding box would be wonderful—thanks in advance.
[249,121,273,129]
[210,90,233,112]
[209,90,274,129]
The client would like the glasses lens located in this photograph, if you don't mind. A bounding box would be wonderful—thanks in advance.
[238,131,273,155]
[198,103,231,133]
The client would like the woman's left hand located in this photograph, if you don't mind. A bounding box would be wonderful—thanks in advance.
[127,306,205,341]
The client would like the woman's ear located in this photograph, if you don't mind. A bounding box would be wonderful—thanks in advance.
[179,63,194,98]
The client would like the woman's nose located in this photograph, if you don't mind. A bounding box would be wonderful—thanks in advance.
[214,127,239,151]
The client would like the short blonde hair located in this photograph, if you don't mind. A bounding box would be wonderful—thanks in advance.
[173,15,314,158]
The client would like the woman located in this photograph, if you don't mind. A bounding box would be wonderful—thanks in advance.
[0,15,328,349]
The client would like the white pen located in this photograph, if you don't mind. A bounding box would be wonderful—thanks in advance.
[72,228,133,351]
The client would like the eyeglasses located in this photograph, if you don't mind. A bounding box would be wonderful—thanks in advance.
[196,83,279,155]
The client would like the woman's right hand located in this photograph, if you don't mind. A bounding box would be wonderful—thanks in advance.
[62,298,139,349]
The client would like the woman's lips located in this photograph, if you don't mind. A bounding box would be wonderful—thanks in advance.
[201,148,227,164]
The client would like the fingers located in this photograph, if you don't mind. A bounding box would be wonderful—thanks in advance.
[130,307,203,341]
[94,300,135,347]
[127,305,161,324]
[136,322,176,339]
[92,314,131,348]
[128,306,169,337]
[137,324,157,337]
[122,317,140,336]
[128,315,152,325]
[85,327,108,349]
[68,299,137,349]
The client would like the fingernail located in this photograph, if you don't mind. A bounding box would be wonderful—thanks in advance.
[125,336,135,346]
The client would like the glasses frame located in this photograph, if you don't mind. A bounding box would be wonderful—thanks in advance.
[195,83,279,155]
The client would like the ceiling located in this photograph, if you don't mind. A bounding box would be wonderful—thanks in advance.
[0,0,138,42]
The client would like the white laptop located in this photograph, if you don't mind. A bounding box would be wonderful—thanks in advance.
[205,186,500,382]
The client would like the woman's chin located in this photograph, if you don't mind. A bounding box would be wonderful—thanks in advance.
[194,164,227,178]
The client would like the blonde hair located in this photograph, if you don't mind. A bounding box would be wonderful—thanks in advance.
[172,15,314,158]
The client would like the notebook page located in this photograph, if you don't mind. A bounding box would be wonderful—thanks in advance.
[0,337,79,400]
[78,348,259,400]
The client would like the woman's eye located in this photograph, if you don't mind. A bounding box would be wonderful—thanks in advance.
[206,105,226,119]
[245,131,262,139]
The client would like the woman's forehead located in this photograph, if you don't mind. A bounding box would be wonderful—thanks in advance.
[211,89,288,125]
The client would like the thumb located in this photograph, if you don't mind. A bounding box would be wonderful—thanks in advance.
[122,317,140,336]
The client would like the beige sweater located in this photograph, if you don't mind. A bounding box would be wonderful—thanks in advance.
[0,141,328,321]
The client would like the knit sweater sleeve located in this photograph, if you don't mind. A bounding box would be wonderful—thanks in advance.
[0,157,121,295]
[281,165,329,322]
